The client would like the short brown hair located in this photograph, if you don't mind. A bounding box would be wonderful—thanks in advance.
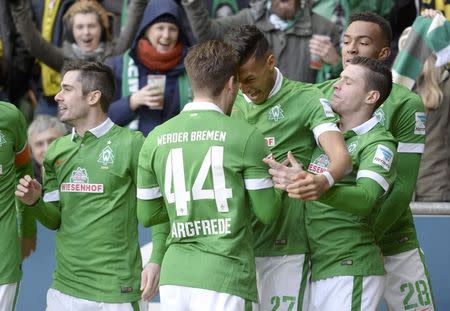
[350,56,392,108]
[62,60,116,112]
[184,40,239,97]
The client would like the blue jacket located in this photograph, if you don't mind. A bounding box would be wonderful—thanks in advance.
[108,0,192,136]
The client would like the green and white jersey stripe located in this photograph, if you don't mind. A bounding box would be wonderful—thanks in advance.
[42,119,144,303]
[137,102,277,301]
[232,68,340,256]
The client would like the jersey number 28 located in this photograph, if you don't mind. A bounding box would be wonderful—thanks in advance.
[165,146,233,216]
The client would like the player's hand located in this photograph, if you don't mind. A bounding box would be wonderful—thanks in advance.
[140,262,161,301]
[130,85,164,111]
[263,151,305,191]
[15,175,42,206]
[421,8,443,19]
[286,172,329,200]
[309,34,340,66]
[21,236,37,260]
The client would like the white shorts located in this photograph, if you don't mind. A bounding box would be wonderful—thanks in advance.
[159,285,251,311]
[46,288,145,311]
[309,275,385,311]
[0,282,19,311]
[383,248,435,311]
[255,254,309,311]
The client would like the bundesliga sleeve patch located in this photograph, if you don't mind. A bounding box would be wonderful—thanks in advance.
[373,145,394,171]
[319,98,335,118]
[414,112,426,135]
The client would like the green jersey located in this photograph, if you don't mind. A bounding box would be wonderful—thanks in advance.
[317,80,425,256]
[0,102,34,284]
[231,69,339,256]
[306,117,397,281]
[37,119,144,303]
[137,102,280,302]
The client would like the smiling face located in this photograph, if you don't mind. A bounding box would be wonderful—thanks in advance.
[54,70,90,125]
[238,54,276,104]
[341,21,389,68]
[72,12,102,52]
[271,0,300,20]
[145,22,180,54]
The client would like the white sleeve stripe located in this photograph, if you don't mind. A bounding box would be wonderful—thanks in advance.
[43,190,60,202]
[16,142,28,155]
[244,178,274,190]
[137,187,162,200]
[356,170,390,192]
[313,123,340,145]
[397,142,425,153]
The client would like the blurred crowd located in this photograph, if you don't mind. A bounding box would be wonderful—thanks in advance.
[0,0,449,201]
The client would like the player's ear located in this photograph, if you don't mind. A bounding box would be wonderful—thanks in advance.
[87,90,102,107]
[365,90,380,106]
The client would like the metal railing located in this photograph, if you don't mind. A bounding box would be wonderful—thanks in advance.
[410,202,450,215]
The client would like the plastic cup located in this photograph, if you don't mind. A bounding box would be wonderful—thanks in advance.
[147,74,166,110]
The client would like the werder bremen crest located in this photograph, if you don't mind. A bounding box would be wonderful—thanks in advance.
[0,130,7,147]
[374,106,385,126]
[98,145,115,167]
[268,104,285,122]
[347,141,358,154]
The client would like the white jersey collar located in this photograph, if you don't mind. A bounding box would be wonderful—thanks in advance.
[182,102,224,114]
[71,118,114,141]
[351,116,379,135]
[243,67,283,103]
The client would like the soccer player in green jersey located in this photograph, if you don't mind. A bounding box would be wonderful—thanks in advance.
[16,61,146,311]
[223,25,351,311]
[305,12,434,311]
[268,56,397,310]
[0,102,36,310]
[137,40,281,310]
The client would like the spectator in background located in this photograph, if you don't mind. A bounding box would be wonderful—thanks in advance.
[415,54,450,201]
[0,2,34,107]
[310,0,395,81]
[28,115,68,184]
[10,0,148,116]
[210,0,239,17]
[400,19,450,201]
[108,0,193,136]
[180,0,340,83]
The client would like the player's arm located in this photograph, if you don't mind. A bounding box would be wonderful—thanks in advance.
[291,93,352,199]
[181,0,252,41]
[13,108,37,259]
[294,140,396,216]
[140,222,169,300]
[133,133,167,300]
[15,144,36,234]
[137,198,169,226]
[243,130,282,224]
[136,148,169,226]
[373,153,421,239]
[317,179,384,216]
[317,130,352,187]
[374,93,425,239]
[16,175,61,230]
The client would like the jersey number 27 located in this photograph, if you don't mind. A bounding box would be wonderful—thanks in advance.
[165,146,233,216]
